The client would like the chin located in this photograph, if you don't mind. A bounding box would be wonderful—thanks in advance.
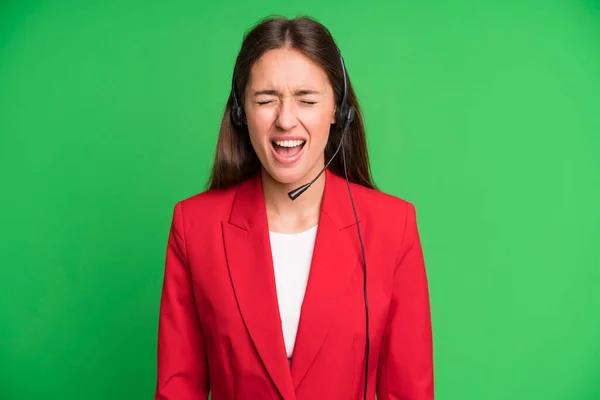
[263,164,312,187]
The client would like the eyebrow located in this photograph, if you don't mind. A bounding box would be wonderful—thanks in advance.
[252,89,321,96]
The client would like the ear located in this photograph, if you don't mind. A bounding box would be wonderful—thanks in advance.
[331,106,337,124]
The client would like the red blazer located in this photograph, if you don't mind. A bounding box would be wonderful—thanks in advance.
[155,168,434,400]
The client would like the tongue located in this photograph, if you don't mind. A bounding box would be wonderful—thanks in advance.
[274,143,303,158]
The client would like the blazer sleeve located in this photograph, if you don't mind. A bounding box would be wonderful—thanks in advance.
[155,201,210,399]
[376,202,434,400]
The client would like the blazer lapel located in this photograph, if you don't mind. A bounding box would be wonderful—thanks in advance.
[222,173,296,400]
[290,169,367,389]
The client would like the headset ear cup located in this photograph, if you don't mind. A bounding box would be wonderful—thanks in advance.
[230,76,245,127]
[231,104,243,127]
[347,105,356,125]
[336,104,355,131]
[230,106,238,127]
[336,103,348,128]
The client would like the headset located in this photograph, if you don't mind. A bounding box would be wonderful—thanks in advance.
[230,48,370,400]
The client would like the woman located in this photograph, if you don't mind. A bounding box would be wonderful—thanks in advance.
[155,15,434,400]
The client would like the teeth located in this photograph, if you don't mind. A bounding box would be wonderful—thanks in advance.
[274,139,305,148]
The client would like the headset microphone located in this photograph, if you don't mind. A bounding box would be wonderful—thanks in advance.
[287,106,355,201]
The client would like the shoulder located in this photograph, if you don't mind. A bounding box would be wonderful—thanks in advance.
[342,180,420,255]
[171,184,238,223]
[347,180,417,222]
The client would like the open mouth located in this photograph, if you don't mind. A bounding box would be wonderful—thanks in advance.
[271,139,306,159]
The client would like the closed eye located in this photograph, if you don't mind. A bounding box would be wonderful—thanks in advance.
[256,99,317,105]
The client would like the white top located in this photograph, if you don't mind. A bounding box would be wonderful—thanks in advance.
[269,225,318,358]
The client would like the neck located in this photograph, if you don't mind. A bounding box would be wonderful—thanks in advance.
[261,165,326,232]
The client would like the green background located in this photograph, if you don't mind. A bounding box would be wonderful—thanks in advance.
[1,0,599,399]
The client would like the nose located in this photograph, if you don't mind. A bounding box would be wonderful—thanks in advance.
[275,98,298,131]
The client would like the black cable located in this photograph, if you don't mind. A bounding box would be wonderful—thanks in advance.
[340,135,370,400]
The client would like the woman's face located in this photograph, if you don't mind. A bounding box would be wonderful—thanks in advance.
[243,47,336,187]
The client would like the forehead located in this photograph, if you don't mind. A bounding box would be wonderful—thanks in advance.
[248,48,331,92]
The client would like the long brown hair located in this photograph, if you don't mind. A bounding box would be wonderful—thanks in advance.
[206,15,376,191]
